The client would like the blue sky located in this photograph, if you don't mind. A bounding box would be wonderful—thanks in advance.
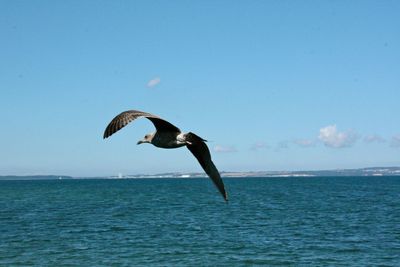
[1,1,399,176]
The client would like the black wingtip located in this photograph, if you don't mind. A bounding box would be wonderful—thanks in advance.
[103,129,111,139]
[223,192,228,202]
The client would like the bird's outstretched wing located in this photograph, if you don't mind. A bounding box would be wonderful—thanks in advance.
[103,110,181,139]
[185,132,228,201]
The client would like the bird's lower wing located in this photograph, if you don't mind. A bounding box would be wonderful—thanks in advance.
[103,110,180,138]
[185,132,228,201]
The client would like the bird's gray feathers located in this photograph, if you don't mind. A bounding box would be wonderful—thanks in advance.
[103,110,181,139]
[185,132,228,201]
[103,109,228,201]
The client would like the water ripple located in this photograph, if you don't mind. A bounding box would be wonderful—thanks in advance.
[0,177,399,266]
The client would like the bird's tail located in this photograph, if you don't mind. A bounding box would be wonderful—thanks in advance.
[186,132,207,142]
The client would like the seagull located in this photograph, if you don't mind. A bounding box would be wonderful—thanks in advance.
[103,110,228,201]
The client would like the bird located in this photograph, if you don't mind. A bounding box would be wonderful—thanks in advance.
[103,109,228,201]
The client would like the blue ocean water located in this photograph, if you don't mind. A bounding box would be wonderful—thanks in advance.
[1,177,399,266]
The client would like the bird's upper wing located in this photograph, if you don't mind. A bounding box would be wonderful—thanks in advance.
[185,132,228,201]
[103,110,181,139]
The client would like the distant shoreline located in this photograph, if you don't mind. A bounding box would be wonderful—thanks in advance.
[1,167,400,180]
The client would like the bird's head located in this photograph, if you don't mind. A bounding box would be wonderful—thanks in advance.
[137,133,154,145]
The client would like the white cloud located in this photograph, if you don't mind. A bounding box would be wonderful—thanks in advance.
[293,139,315,147]
[250,142,268,151]
[146,77,161,88]
[318,125,358,148]
[391,134,400,148]
[214,145,237,153]
[364,134,386,143]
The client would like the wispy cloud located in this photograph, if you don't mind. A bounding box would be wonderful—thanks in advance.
[214,145,237,153]
[274,140,289,152]
[250,142,268,151]
[146,77,161,88]
[364,134,386,143]
[293,138,316,147]
[390,134,400,148]
[318,125,359,148]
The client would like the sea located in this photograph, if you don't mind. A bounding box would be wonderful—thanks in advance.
[1,177,399,266]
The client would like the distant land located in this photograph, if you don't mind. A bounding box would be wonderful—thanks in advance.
[1,167,400,180]
[0,175,73,181]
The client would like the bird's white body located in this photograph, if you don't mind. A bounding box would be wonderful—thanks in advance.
[151,132,187,148]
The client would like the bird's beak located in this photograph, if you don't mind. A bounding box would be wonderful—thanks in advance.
[137,140,144,145]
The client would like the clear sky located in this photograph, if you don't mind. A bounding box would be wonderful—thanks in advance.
[1,1,399,176]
